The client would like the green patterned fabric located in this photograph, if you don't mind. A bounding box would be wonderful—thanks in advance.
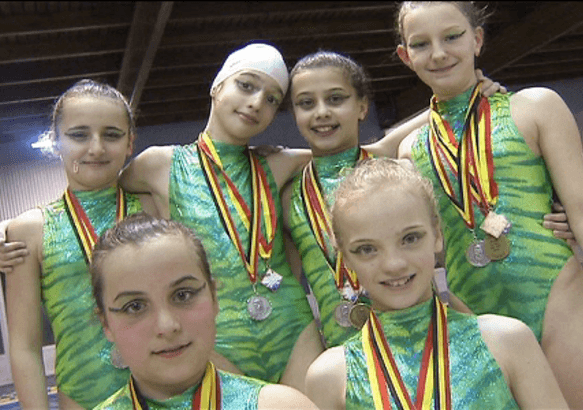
[344,299,519,409]
[42,186,142,409]
[411,89,572,341]
[93,369,265,410]
[168,140,314,382]
[288,147,371,347]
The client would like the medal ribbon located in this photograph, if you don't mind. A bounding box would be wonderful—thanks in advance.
[129,361,221,410]
[362,295,451,410]
[63,186,126,264]
[300,148,370,292]
[428,84,497,229]
[197,132,277,285]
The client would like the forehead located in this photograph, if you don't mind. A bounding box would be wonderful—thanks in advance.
[100,235,205,295]
[59,96,128,125]
[230,70,283,94]
[291,66,352,95]
[402,3,470,37]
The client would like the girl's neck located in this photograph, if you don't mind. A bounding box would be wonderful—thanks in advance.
[433,78,478,103]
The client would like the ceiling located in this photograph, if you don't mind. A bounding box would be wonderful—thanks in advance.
[3,1,583,164]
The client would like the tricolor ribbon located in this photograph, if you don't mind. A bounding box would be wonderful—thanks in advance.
[129,361,221,410]
[197,132,277,285]
[63,186,126,264]
[362,295,451,410]
[428,84,497,229]
[300,148,370,293]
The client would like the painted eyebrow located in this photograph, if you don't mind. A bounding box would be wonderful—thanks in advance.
[111,276,201,303]
[169,275,202,288]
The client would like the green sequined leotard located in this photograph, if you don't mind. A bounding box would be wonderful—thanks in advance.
[42,186,142,409]
[94,369,266,410]
[168,140,314,382]
[411,89,572,341]
[344,299,519,409]
[288,147,370,348]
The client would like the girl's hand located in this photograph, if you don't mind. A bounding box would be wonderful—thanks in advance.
[476,69,507,97]
[0,220,29,274]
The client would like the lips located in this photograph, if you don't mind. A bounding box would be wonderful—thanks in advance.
[380,274,416,288]
[152,342,192,358]
[429,63,457,73]
[311,124,339,137]
[237,112,259,124]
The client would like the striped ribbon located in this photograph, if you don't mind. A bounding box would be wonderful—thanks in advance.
[129,361,221,409]
[362,295,451,409]
[197,132,276,285]
[300,148,370,292]
[428,84,496,229]
[63,186,126,264]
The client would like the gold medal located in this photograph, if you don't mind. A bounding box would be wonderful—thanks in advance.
[349,303,371,329]
[484,234,510,261]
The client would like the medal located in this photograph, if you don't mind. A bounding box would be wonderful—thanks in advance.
[480,211,509,238]
[335,301,353,328]
[261,268,283,292]
[349,303,371,329]
[247,294,272,321]
[110,346,128,369]
[466,240,490,267]
[485,234,510,260]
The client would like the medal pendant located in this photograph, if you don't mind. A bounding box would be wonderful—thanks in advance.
[349,303,371,329]
[335,301,353,328]
[261,268,283,292]
[341,281,358,303]
[484,234,510,261]
[480,212,509,238]
[466,240,491,267]
[247,295,272,321]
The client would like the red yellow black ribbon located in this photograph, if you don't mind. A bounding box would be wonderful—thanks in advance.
[428,84,497,229]
[197,132,276,285]
[300,148,370,292]
[129,361,221,410]
[362,295,451,409]
[63,186,126,264]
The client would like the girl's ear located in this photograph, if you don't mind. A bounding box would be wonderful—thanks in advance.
[96,308,115,343]
[396,45,413,69]
[474,27,485,57]
[126,132,136,158]
[358,97,369,121]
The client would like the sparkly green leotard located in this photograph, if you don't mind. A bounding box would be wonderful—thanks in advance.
[42,186,142,409]
[289,147,370,348]
[411,89,572,341]
[94,369,266,409]
[169,140,314,382]
[344,299,519,409]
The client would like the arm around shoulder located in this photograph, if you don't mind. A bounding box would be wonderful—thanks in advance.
[6,209,50,409]
[120,145,174,196]
[478,314,569,409]
[305,346,346,410]
[265,148,311,190]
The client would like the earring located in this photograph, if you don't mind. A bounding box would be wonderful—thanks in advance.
[72,160,79,174]
[110,345,128,369]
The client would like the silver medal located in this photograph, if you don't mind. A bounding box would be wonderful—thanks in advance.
[247,294,272,321]
[261,268,283,292]
[335,301,353,328]
[466,240,491,267]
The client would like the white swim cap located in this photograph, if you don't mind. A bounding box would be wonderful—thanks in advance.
[210,43,289,96]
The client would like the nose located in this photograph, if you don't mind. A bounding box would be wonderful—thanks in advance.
[246,90,263,111]
[315,100,330,119]
[88,136,105,155]
[381,249,408,275]
[156,307,181,336]
[431,41,447,61]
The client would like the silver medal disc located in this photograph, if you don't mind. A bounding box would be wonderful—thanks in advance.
[466,240,491,267]
[335,301,353,328]
[247,295,272,321]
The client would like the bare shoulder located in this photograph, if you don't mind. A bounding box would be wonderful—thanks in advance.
[133,145,175,169]
[510,87,567,116]
[258,384,318,410]
[265,147,311,189]
[397,128,423,160]
[8,209,43,242]
[305,346,346,410]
